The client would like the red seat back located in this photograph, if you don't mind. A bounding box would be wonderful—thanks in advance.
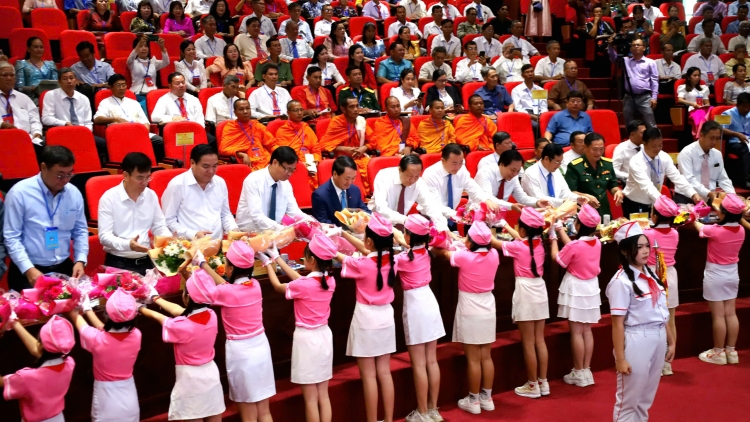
[605,143,617,159]
[148,168,187,204]
[649,33,662,55]
[85,175,122,221]
[146,89,170,118]
[539,110,558,135]
[266,119,287,135]
[315,118,331,140]
[0,0,20,10]
[688,16,703,34]
[198,87,223,114]
[159,57,178,87]
[121,11,137,32]
[106,123,157,165]
[496,112,535,149]
[291,57,312,86]
[709,105,733,122]
[111,57,132,88]
[60,30,100,59]
[414,56,432,80]
[720,34,734,51]
[206,57,223,87]
[349,17,376,39]
[162,121,209,167]
[104,32,137,60]
[680,52,696,70]
[152,34,183,59]
[315,159,367,201]
[660,2,685,21]
[379,82,400,110]
[84,235,106,277]
[76,10,90,31]
[588,109,621,147]
[714,77,733,105]
[721,16,737,33]
[10,28,52,61]
[216,164,251,214]
[465,150,492,177]
[420,153,442,173]
[288,161,313,208]
[333,57,349,81]
[0,129,39,180]
[367,156,401,192]
[46,127,103,173]
[0,7,23,41]
[30,8,67,41]
[461,81,484,109]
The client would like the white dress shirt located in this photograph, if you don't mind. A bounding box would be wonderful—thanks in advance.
[612,139,641,180]
[41,88,93,131]
[561,149,581,173]
[1,89,42,142]
[387,20,423,38]
[280,36,315,60]
[127,49,170,94]
[683,53,727,85]
[205,91,239,124]
[623,150,697,205]
[239,14,277,36]
[533,56,565,80]
[236,167,305,231]
[656,59,681,79]
[367,166,448,231]
[421,161,492,217]
[634,5,663,22]
[503,36,539,60]
[476,36,503,58]
[463,2,494,20]
[427,2,460,20]
[98,183,171,258]
[477,152,500,173]
[161,170,238,240]
[194,35,227,60]
[314,19,334,36]
[687,35,727,55]
[494,57,528,83]
[279,18,314,43]
[511,82,548,115]
[474,164,539,208]
[94,95,158,139]
[677,141,735,199]
[362,1,390,19]
[728,34,750,52]
[418,61,453,81]
[236,34,270,61]
[521,161,579,207]
[433,34,461,57]
[174,59,208,92]
[400,0,427,18]
[423,21,442,37]
[185,0,212,15]
[151,92,206,126]
[390,86,422,113]
[303,62,344,85]
[455,58,484,82]
[248,85,293,117]
[677,84,710,112]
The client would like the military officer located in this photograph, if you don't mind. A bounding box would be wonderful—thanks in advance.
[565,132,624,217]
[339,66,381,112]
[524,137,550,170]
[253,37,293,86]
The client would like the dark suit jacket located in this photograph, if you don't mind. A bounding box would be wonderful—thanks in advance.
[425,85,463,110]
[311,179,368,225]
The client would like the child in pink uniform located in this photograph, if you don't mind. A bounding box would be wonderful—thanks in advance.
[691,194,748,366]
[643,195,681,376]
[334,213,398,422]
[432,221,500,415]
[394,215,445,422]
[68,288,142,422]
[139,267,225,422]
[187,241,275,422]
[261,234,337,422]
[2,315,76,422]
[549,204,602,388]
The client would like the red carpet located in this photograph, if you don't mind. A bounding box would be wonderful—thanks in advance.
[397,350,750,421]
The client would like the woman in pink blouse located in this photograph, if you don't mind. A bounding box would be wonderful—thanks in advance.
[323,21,353,59]
[163,1,195,38]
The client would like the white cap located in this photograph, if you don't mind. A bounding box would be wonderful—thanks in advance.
[613,221,644,244]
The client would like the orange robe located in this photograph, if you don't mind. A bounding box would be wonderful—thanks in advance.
[409,117,457,153]
[453,114,497,151]
[274,120,321,189]
[292,86,335,124]
[319,115,375,192]
[220,120,277,171]
[371,115,419,157]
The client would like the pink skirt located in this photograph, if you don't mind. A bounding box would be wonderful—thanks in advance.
[525,0,553,37]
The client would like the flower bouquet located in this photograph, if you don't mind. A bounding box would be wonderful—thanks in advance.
[335,208,371,234]
[0,296,12,331]
[17,274,82,318]
[598,217,630,243]
[89,269,151,301]
[149,237,192,276]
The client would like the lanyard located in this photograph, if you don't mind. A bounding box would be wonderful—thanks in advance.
[310,87,321,108]
[476,114,488,131]
[662,60,673,76]
[322,65,329,81]
[564,78,577,91]
[37,178,63,224]
[207,37,216,55]
[174,98,189,120]
[183,60,200,78]
[431,118,445,144]
[642,150,662,181]
[88,64,101,84]
[351,87,363,103]
[113,97,132,122]
[512,36,521,49]
[389,117,402,136]
[346,121,359,144]
[505,59,514,75]
[293,124,305,145]
[140,59,150,77]
[239,121,256,145]
[550,60,559,76]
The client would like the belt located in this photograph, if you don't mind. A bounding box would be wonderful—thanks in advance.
[106,253,150,265]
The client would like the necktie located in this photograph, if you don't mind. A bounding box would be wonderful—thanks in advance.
[67,97,79,125]
[447,173,454,209]
[476,5,483,19]
[271,91,280,115]
[291,40,299,58]
[497,179,505,200]
[2,92,11,117]
[178,97,187,118]
[269,182,277,220]
[546,172,555,197]
[396,184,406,231]
[635,146,641,152]
[254,37,267,59]
[340,190,348,209]
[376,4,383,19]
[701,153,711,189]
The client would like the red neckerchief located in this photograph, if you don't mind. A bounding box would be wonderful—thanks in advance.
[370,254,390,266]
[44,363,66,373]
[522,239,541,247]
[412,248,428,255]
[725,225,742,233]
[108,332,132,342]
[638,273,660,307]
[583,239,598,247]
[188,310,211,325]
[653,227,672,234]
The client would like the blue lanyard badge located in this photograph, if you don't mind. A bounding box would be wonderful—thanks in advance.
[88,64,101,84]
[642,150,662,185]
[564,78,577,91]
[38,178,62,250]
[550,60,558,76]
[351,88,363,103]
[239,122,259,156]
[113,97,133,122]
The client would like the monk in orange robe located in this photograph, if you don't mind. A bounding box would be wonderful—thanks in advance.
[319,96,375,192]
[274,100,321,190]
[407,98,456,154]
[292,67,335,124]
[453,94,497,151]
[220,99,277,171]
[370,96,419,157]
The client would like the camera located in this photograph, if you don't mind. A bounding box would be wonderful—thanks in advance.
[611,31,636,56]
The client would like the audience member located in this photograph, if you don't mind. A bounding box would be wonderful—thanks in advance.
[249,64,293,117]
[454,94,498,151]
[239,0,277,35]
[512,64,548,135]
[324,21,354,59]
[724,63,750,105]
[458,7,481,39]
[613,119,646,181]
[22,0,56,12]
[433,19,461,59]
[506,20,540,60]
[175,40,208,95]
[255,37,293,87]
[209,0,235,38]
[333,0,359,20]
[521,143,583,207]
[455,41,486,83]
[314,4,337,36]
[305,45,345,96]
[150,73,205,130]
[477,131,514,172]
[377,43,413,84]
[685,38,727,86]
[544,90,593,147]
[358,22,387,60]
[494,44,528,83]
[0,62,42,150]
[476,23,502,59]
[688,24,727,55]
[561,131,586,173]
[312,156,368,225]
[348,45,378,89]
[395,27,421,61]
[236,17,270,60]
[676,121,734,204]
[275,100,321,187]
[424,69,461,112]
[371,96,416,156]
[409,99,456,153]
[163,1,195,38]
[301,0,324,19]
[339,66,380,112]
[195,16,227,59]
[280,21,315,59]
[400,0,426,19]
[127,35,169,111]
[548,60,595,110]
[220,98,276,170]
[677,66,713,140]
[205,75,240,125]
[729,20,750,52]
[656,43,681,95]
[464,0,493,21]
[725,45,750,78]
[727,5,748,34]
[130,0,160,33]
[474,67,513,117]
[70,41,114,93]
[428,0,459,21]
[524,137,549,170]
[14,37,57,100]
[280,2,313,43]
[362,0,391,20]
[660,17,687,51]
[695,9,723,36]
[418,46,453,83]
[611,38,658,129]
[491,4,513,34]
[564,132,622,216]
[475,149,546,211]
[533,40,565,83]
[84,0,123,56]
[720,92,750,188]
[293,67,335,120]
[206,44,255,96]
[696,0,727,19]
[423,6,444,37]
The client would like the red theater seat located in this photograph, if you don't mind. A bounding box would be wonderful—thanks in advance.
[85,175,123,222]
[149,168,187,204]
[216,164,251,214]
[496,112,535,149]
[45,127,104,174]
[367,156,402,191]
[162,121,209,168]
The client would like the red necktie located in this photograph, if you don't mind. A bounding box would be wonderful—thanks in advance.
[376,4,383,19]
[254,37,267,59]
[2,93,12,124]
[497,179,505,200]
[396,184,406,231]
[641,274,660,308]
[271,91,280,115]
[178,97,187,118]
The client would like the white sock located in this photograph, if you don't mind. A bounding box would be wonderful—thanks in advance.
[469,392,479,402]
[538,378,547,383]
[726,346,736,352]
[714,347,725,354]
[480,388,492,399]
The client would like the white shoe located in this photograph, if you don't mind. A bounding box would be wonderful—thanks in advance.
[662,362,673,376]
[426,408,444,422]
[727,350,739,364]
[405,410,430,422]
[585,368,595,385]
[479,395,495,411]
[457,396,481,414]
[563,369,588,387]
[699,349,727,365]
[514,381,541,398]
[538,379,550,396]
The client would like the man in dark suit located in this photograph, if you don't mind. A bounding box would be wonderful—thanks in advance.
[312,156,369,225]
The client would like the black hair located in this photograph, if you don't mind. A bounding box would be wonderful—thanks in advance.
[333,155,357,175]
[167,72,184,85]
[431,46,447,56]
[740,4,749,12]
[499,149,523,166]
[441,143,464,159]
[58,67,74,81]
[306,65,322,77]
[108,73,127,86]
[41,145,75,168]
[642,127,662,144]
[465,6,477,15]
[406,215,432,261]
[225,255,254,282]
[137,0,154,20]
[262,63,279,75]
[345,65,361,77]
[432,68,448,82]
[567,89,585,102]
[330,21,346,46]
[683,66,703,93]
[569,130,585,146]
[518,219,543,278]
[93,0,111,20]
[304,245,332,290]
[440,18,453,26]
[244,16,261,29]
[347,44,368,78]
[168,0,186,21]
[132,36,152,56]
[719,205,744,224]
[311,45,328,65]
[339,93,358,109]
[738,92,750,105]
[493,131,511,147]
[467,237,484,252]
[583,132,605,146]
[233,98,249,110]
[482,22,493,31]
[76,41,95,55]
[190,143,217,163]
[361,22,378,45]
[122,152,152,174]
[364,226,396,290]
[464,40,477,50]
[223,43,240,70]
[389,41,403,52]
[618,235,663,296]
[34,349,65,368]
[521,63,533,73]
[535,137,550,148]
[431,5,442,13]
[398,68,415,86]
[270,145,298,166]
[180,295,210,317]
[399,154,423,171]
[102,317,137,333]
[179,40,195,59]
[626,119,645,135]
[701,120,722,136]
[541,143,564,161]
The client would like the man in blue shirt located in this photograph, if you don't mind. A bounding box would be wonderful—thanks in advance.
[71,41,114,92]
[474,67,514,118]
[544,91,593,146]
[721,92,750,188]
[4,146,89,291]
[377,43,414,84]
[727,5,748,33]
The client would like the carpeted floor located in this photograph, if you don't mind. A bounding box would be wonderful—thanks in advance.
[398,350,749,421]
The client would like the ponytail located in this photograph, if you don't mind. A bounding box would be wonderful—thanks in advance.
[366,226,396,290]
[305,245,332,290]
[519,220,543,278]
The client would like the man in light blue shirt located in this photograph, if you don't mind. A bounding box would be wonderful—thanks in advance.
[4,146,88,291]
[730,0,750,16]
[70,41,114,92]
[377,43,414,84]
[721,92,750,188]
[544,91,593,146]
[726,5,749,34]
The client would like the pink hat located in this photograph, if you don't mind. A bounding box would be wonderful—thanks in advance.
[309,234,338,260]
[613,221,644,244]
[404,214,432,236]
[227,241,255,269]
[106,288,138,323]
[722,193,746,215]
[577,204,600,228]
[40,315,75,354]
[185,269,218,304]
[520,207,545,228]
[468,221,493,245]
[368,212,393,237]
[654,195,680,217]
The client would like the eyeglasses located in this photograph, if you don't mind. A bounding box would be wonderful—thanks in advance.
[54,172,75,180]
[282,164,297,174]
[134,176,152,183]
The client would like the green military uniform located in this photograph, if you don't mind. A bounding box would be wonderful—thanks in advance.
[338,86,381,111]
[565,155,619,217]
[523,158,538,171]
[254,58,293,84]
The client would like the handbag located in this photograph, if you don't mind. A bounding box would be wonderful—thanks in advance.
[532,0,543,11]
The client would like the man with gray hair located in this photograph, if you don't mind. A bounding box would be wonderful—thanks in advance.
[206,75,241,125]
[687,21,728,54]
[728,20,750,52]
[195,15,227,60]
[684,37,728,85]
[280,20,314,60]
[0,61,43,153]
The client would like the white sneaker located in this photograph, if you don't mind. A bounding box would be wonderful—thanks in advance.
[699,349,727,365]
[479,395,495,411]
[585,368,595,385]
[662,362,673,376]
[457,396,481,414]
[426,408,444,422]
[405,410,430,422]
[538,379,550,396]
[563,369,588,387]
[514,381,541,398]
[727,350,739,364]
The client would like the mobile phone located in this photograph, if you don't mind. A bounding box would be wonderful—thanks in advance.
[418,92,426,99]
[479,51,486,58]
[147,34,160,42]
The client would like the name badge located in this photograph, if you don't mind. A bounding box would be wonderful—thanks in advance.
[252,147,260,156]
[144,75,155,87]
[696,97,704,107]
[192,76,201,86]
[2,114,13,125]
[324,78,332,85]
[45,227,59,250]
[707,72,715,82]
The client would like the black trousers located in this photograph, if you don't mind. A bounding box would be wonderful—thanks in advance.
[94,135,108,167]
[672,192,694,205]
[104,253,155,275]
[7,258,74,292]
[151,134,166,163]
[727,142,750,184]
[621,196,652,218]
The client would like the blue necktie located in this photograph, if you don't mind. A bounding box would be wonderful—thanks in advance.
[269,182,277,221]
[447,174,454,209]
[340,190,347,209]
[67,97,79,125]
[291,40,299,58]
[546,173,555,197]
[476,5,483,19]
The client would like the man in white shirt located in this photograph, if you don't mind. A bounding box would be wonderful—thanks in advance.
[475,149,548,211]
[464,0,493,22]
[521,143,583,207]
[684,37,728,85]
[613,119,646,182]
[368,154,448,231]
[455,41,486,83]
[400,0,426,19]
[656,43,681,81]
[248,64,292,117]
[418,46,453,83]
[239,0,277,35]
[362,0,390,20]
[476,23,503,59]
[433,19,461,59]
[150,73,205,127]
[506,20,540,60]
[195,16,227,59]
[477,131,514,172]
[728,20,750,51]
[561,131,586,174]
[162,144,240,240]
[388,6,423,38]
[314,4,336,36]
[98,152,171,274]
[0,61,42,149]
[236,146,306,232]
[533,40,565,83]
[280,21,315,60]
[622,127,700,216]
[687,24,728,55]
[423,6,444,37]
[185,0,212,16]
[42,68,107,165]
[632,0,662,21]
[428,0,460,20]
[676,121,735,203]
[95,73,165,162]
[511,64,548,136]
[206,75,240,126]
[279,2,314,44]
[236,17,270,61]
[495,44,528,83]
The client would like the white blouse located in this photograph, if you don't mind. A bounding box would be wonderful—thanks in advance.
[303,62,344,86]
[723,81,750,104]
[677,84,710,112]
[127,49,170,94]
[390,86,423,114]
[174,59,208,93]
